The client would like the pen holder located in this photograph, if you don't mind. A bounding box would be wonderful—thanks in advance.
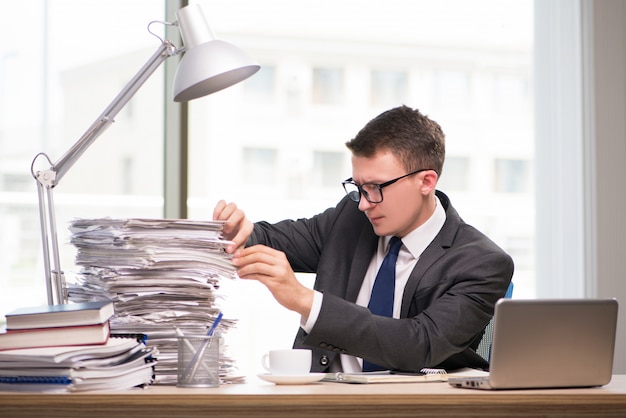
[176,334,220,388]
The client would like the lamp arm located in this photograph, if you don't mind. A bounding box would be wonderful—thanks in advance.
[53,40,179,184]
[31,40,180,304]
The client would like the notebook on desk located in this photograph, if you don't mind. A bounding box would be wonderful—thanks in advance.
[448,298,618,390]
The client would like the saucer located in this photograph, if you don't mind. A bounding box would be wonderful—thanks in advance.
[257,373,326,385]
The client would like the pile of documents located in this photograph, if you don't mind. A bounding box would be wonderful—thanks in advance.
[66,218,242,384]
[0,336,156,392]
[0,301,156,392]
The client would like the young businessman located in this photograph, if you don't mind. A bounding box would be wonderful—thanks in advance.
[214,105,514,372]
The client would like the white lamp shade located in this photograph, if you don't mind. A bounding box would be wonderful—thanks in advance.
[173,39,260,102]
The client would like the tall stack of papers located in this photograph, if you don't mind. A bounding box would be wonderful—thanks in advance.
[66,218,241,384]
[0,336,156,392]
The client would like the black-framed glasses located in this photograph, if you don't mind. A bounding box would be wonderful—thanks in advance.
[342,168,433,203]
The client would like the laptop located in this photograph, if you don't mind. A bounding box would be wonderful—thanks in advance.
[448,298,618,390]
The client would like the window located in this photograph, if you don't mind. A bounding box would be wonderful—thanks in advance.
[433,69,471,112]
[371,70,408,108]
[312,68,345,105]
[187,0,534,376]
[1,0,535,378]
[438,156,470,192]
[243,65,276,104]
[494,158,530,193]
[242,147,278,186]
[492,73,530,116]
[312,151,347,188]
[0,1,165,313]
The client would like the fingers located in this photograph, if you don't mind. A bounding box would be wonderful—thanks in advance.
[231,245,288,279]
[213,200,254,253]
[231,245,313,317]
[213,202,313,317]
[213,200,240,229]
[212,200,229,221]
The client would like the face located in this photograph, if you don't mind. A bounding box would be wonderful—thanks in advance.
[350,150,437,238]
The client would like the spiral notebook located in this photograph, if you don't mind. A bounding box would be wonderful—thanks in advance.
[324,367,487,384]
[448,298,618,390]
[0,335,156,392]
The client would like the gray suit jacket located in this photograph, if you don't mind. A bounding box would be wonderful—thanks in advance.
[249,190,514,372]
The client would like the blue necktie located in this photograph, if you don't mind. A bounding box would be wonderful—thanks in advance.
[362,236,403,372]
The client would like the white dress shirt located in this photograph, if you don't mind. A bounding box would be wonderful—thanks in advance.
[301,196,446,372]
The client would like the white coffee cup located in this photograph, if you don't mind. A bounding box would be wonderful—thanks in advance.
[261,349,312,375]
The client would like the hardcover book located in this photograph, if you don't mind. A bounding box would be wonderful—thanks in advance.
[5,301,114,330]
[0,322,110,351]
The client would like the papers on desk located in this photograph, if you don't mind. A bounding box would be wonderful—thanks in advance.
[65,217,243,384]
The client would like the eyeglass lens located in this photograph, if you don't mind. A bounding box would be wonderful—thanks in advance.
[343,182,382,203]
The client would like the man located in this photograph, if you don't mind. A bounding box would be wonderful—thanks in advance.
[214,105,514,372]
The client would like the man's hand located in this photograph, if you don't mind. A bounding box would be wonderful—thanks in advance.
[213,200,254,253]
[232,244,314,318]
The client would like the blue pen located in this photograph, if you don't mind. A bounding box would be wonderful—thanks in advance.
[206,312,223,337]
[183,312,223,382]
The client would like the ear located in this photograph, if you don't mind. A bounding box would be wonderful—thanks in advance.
[420,170,438,194]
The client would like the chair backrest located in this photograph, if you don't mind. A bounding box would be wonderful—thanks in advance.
[475,282,514,361]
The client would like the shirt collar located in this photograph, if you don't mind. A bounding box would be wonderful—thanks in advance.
[385,195,446,259]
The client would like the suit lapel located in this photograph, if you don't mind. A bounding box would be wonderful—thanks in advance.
[345,226,378,302]
[400,239,446,317]
[400,192,461,317]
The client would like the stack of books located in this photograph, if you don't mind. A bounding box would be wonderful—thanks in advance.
[0,301,114,351]
[0,301,157,392]
[0,335,156,392]
[65,218,241,384]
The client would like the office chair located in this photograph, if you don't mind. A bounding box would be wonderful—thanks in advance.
[475,282,514,362]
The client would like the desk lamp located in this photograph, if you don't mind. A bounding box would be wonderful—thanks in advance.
[30,4,260,305]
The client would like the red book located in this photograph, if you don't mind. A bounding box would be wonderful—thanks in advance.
[0,322,110,351]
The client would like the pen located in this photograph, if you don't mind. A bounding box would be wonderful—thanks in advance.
[206,311,223,337]
[390,367,446,376]
[389,371,426,376]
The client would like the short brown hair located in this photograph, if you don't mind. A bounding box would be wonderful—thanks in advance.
[345,105,445,176]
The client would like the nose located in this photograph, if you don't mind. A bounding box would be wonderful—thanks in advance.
[358,194,375,211]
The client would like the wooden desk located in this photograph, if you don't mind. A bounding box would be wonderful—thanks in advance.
[2,375,626,418]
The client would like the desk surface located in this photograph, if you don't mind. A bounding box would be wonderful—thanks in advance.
[2,374,626,418]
